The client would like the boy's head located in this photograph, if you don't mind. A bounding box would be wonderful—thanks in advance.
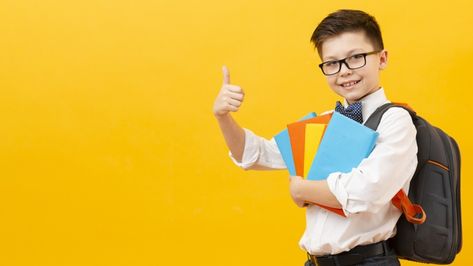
[311,9,384,57]
[311,10,388,104]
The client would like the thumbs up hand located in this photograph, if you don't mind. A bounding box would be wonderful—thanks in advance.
[213,65,245,117]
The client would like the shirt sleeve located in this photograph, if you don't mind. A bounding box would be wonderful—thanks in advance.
[229,128,287,170]
[326,107,418,216]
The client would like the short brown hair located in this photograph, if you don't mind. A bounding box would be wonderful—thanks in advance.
[311,9,384,57]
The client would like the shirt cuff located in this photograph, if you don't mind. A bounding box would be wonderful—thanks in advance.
[228,128,260,169]
[326,172,352,216]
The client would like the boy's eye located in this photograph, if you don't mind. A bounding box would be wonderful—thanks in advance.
[351,54,365,60]
[325,61,337,67]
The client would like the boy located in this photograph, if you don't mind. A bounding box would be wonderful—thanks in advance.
[213,9,417,266]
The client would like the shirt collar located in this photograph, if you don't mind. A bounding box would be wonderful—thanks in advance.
[342,87,390,123]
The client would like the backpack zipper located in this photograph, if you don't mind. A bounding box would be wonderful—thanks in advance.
[426,160,449,171]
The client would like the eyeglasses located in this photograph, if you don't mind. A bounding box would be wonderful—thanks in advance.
[318,50,381,76]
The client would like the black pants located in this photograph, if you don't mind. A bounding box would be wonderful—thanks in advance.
[304,246,400,266]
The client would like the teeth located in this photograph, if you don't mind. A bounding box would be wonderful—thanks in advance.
[342,81,358,87]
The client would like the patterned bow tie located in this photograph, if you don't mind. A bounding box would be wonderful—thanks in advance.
[335,101,363,124]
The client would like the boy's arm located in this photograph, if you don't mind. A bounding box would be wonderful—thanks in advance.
[214,66,286,170]
[215,114,245,162]
[289,176,342,208]
[289,108,417,213]
[213,66,246,162]
[294,108,417,214]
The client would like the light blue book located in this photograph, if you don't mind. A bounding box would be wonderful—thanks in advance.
[306,111,379,180]
[274,112,316,176]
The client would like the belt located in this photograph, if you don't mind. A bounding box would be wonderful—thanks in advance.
[308,240,391,266]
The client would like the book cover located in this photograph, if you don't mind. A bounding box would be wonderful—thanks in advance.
[303,123,326,177]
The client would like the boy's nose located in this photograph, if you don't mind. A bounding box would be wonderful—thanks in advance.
[339,62,352,76]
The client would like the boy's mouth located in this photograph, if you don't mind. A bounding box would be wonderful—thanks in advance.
[340,80,361,88]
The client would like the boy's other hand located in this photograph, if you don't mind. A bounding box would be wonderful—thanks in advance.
[213,65,245,117]
[289,176,306,208]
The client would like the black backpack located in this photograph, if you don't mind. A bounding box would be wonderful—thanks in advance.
[364,103,462,264]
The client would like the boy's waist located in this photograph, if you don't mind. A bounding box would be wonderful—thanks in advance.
[308,240,393,266]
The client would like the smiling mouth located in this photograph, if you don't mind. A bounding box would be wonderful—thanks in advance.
[341,80,361,88]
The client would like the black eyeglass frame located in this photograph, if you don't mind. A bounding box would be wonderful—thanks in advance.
[318,50,382,76]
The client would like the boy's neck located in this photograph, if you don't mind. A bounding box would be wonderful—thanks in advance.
[346,86,382,105]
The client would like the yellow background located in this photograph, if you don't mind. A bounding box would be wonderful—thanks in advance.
[0,0,471,265]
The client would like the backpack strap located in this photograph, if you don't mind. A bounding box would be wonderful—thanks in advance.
[392,191,426,224]
[365,102,426,225]
[364,102,416,130]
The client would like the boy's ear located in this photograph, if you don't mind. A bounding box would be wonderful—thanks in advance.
[379,50,388,70]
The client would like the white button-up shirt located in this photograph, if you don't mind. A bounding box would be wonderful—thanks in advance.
[229,88,418,255]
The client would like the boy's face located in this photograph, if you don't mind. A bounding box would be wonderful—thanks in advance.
[320,31,388,104]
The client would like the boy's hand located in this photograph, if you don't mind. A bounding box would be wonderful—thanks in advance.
[289,176,306,208]
[213,65,245,117]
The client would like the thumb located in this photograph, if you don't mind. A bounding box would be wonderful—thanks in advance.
[222,65,230,85]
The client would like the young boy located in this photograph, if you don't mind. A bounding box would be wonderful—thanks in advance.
[213,9,417,266]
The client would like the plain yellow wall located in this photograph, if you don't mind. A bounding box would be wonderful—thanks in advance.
[0,0,471,265]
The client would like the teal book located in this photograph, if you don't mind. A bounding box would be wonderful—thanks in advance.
[274,112,316,176]
[306,111,379,180]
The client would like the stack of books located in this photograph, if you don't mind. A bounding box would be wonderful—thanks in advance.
[274,111,379,215]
